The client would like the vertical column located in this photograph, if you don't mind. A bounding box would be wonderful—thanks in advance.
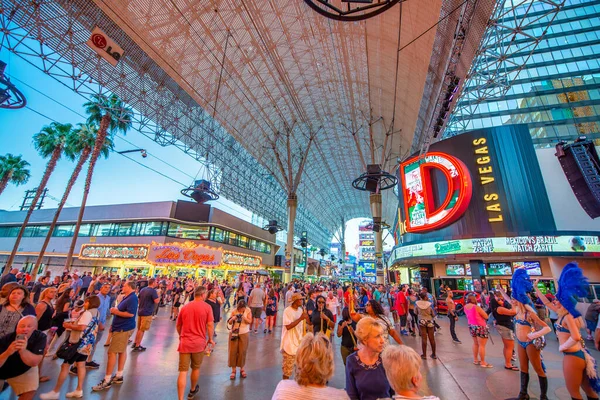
[370,193,384,284]
[284,196,298,283]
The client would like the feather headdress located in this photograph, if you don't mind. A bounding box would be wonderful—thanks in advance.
[556,262,588,318]
[511,268,534,307]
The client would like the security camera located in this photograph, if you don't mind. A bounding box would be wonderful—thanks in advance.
[141,150,147,158]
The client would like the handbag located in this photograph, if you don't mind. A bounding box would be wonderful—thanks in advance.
[56,317,95,360]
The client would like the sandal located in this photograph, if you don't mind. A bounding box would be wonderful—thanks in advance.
[230,372,236,380]
[240,370,247,378]
[480,363,494,368]
[473,361,480,365]
[504,366,519,371]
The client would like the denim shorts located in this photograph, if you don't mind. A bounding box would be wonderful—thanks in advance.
[495,324,514,340]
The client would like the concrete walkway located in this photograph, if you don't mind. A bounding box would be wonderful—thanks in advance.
[1,305,598,400]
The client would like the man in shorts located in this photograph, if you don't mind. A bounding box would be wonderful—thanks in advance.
[280,293,309,379]
[176,286,214,400]
[92,282,138,391]
[247,282,266,334]
[0,316,46,400]
[132,278,159,352]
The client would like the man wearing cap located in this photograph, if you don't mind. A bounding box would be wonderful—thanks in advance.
[280,292,309,379]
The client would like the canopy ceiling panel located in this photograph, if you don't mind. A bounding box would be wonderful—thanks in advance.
[0,0,495,247]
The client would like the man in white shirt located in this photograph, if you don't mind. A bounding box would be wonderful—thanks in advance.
[285,285,295,308]
[280,293,309,379]
[248,282,266,334]
[326,291,338,322]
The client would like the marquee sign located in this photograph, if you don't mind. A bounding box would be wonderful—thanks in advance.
[389,235,600,261]
[79,244,149,260]
[400,152,473,233]
[222,251,261,267]
[147,241,222,267]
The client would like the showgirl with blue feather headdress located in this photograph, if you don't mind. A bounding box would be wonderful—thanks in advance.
[534,262,599,398]
[505,267,551,400]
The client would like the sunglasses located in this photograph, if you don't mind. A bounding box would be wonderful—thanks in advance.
[317,301,325,304]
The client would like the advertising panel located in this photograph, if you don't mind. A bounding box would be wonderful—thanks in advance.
[513,261,542,276]
[487,262,513,276]
[446,264,465,276]
[357,261,376,277]
[389,235,600,260]
[222,252,261,267]
[397,125,556,244]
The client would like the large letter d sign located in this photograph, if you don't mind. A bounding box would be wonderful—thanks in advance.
[400,152,472,233]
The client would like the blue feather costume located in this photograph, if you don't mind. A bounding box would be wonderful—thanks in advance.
[557,262,599,394]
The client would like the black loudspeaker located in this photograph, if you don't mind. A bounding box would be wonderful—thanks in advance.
[388,271,396,283]
[556,140,600,218]
[274,255,283,267]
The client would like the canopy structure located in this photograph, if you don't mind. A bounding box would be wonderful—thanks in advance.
[0,0,495,248]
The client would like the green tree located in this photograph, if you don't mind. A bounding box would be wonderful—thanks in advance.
[0,154,30,197]
[3,122,72,274]
[32,124,113,278]
[64,94,133,270]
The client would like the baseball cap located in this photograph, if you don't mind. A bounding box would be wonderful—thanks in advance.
[74,300,84,308]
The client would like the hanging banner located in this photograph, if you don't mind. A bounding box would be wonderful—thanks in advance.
[147,241,222,267]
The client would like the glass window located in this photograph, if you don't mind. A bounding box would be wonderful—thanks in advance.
[53,225,75,237]
[210,227,225,243]
[238,235,249,248]
[117,223,133,236]
[227,232,238,246]
[167,223,209,240]
[94,224,114,237]
[141,222,165,236]
[78,224,92,237]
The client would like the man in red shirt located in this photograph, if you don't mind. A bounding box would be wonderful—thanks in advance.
[176,286,214,400]
[395,284,409,335]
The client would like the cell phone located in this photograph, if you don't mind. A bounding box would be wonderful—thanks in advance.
[15,334,26,341]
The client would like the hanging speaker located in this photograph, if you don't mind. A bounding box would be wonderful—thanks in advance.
[556,139,600,219]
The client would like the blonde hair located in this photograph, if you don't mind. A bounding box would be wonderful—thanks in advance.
[355,316,383,344]
[40,287,57,301]
[294,333,334,386]
[382,345,422,392]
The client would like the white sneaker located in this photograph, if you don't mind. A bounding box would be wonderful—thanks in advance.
[66,390,83,398]
[40,391,60,400]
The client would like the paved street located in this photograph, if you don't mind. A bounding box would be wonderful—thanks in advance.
[2,306,597,400]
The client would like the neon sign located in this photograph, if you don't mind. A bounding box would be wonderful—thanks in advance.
[79,244,149,260]
[400,152,473,232]
[147,241,222,267]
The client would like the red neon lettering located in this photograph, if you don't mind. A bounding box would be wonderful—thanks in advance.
[400,152,472,233]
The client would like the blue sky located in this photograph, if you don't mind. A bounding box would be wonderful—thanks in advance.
[0,52,394,255]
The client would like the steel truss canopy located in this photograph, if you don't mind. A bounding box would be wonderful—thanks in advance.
[0,0,495,248]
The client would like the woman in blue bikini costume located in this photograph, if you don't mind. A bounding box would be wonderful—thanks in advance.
[534,262,599,400]
[498,268,551,400]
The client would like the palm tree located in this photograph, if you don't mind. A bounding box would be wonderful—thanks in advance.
[64,94,133,270]
[32,124,113,278]
[3,122,72,274]
[0,154,31,197]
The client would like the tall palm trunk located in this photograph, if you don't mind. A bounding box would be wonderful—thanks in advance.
[3,147,63,274]
[64,114,110,271]
[0,170,13,197]
[32,147,91,279]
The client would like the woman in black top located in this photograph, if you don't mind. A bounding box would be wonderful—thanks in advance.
[337,307,357,365]
[310,295,334,335]
[35,287,56,332]
[491,292,518,370]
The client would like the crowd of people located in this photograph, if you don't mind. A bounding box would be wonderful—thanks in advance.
[0,263,597,399]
